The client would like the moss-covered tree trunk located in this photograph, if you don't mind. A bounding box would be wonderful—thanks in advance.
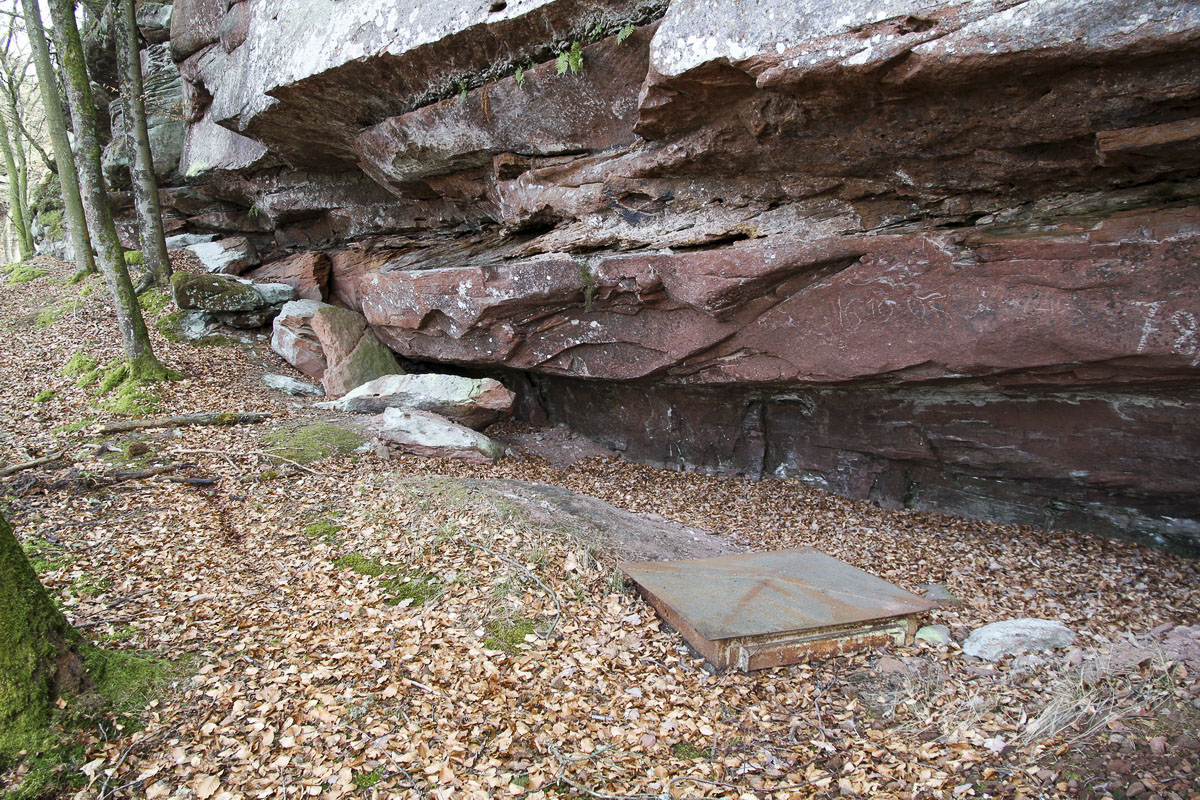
[0,513,89,757]
[115,0,170,289]
[46,0,168,380]
[18,0,95,276]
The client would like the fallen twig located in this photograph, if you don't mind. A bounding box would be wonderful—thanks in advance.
[463,538,563,639]
[98,412,270,434]
[0,448,67,477]
[111,463,181,482]
[166,475,217,486]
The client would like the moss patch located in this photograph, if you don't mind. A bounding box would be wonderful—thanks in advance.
[138,289,171,315]
[92,359,178,417]
[332,553,440,606]
[332,552,386,577]
[21,538,73,575]
[40,209,64,240]
[123,250,144,267]
[3,262,49,284]
[672,741,708,759]
[262,422,364,464]
[352,769,383,789]
[32,389,56,403]
[381,573,440,607]
[304,519,345,543]
[34,302,71,329]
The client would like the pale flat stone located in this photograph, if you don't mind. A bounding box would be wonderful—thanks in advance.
[963,619,1076,661]
[368,407,504,463]
[262,373,325,397]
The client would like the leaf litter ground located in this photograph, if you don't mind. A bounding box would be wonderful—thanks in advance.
[1,256,1197,800]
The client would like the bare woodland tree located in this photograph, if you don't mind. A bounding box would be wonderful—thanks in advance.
[41,0,169,379]
[17,0,96,275]
[114,0,170,288]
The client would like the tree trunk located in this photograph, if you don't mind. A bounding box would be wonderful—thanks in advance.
[114,0,170,287]
[45,0,167,379]
[0,105,32,260]
[19,0,95,276]
[0,512,89,757]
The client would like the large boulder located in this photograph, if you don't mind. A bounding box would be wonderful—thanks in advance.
[269,300,402,396]
[310,306,402,397]
[270,299,329,379]
[188,236,260,274]
[135,1,173,43]
[319,373,514,429]
[368,407,504,463]
[245,252,330,301]
[171,272,295,313]
[963,619,1077,662]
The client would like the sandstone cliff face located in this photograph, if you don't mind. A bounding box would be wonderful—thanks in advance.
[142,0,1199,552]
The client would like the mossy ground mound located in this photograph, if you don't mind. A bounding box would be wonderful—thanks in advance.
[262,421,364,464]
[2,263,49,285]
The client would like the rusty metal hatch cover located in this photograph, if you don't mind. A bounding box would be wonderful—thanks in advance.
[621,547,937,671]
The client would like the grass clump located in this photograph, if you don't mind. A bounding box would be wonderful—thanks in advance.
[483,618,536,653]
[3,262,48,284]
[263,422,364,464]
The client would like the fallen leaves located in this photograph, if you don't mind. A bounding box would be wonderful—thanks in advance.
[0,257,1197,799]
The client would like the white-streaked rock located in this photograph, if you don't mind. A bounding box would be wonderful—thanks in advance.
[319,373,514,429]
[368,407,504,463]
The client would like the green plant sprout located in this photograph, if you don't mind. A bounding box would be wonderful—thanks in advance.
[556,41,584,76]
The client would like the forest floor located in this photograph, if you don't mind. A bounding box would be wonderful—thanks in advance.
[1,255,1198,800]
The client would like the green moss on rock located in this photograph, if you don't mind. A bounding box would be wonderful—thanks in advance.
[262,422,364,464]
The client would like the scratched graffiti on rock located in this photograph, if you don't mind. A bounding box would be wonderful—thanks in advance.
[1134,301,1200,366]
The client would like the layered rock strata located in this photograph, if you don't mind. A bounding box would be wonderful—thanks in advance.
[117,0,1200,552]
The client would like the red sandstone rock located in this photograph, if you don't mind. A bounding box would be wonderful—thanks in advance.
[246,252,330,301]
[270,300,328,379]
[150,0,1200,551]
[309,306,402,397]
[358,208,1200,386]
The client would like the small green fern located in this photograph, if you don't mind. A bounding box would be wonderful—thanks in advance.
[616,24,635,44]
[514,65,526,87]
[555,41,584,76]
